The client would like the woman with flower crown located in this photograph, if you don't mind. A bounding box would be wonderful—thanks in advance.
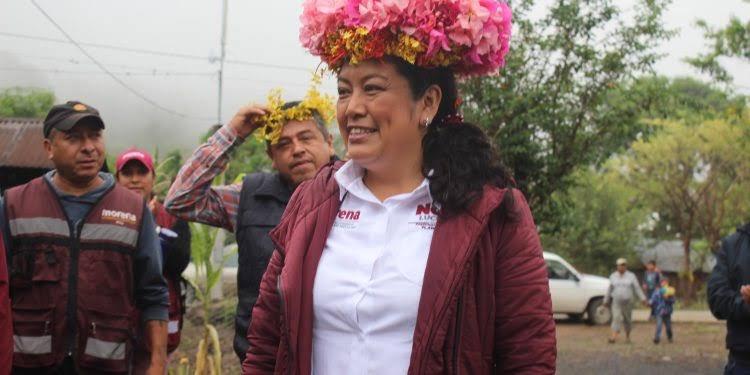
[242,0,556,373]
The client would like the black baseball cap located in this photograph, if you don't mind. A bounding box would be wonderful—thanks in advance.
[43,101,105,138]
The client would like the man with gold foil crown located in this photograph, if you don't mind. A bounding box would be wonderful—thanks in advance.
[164,80,336,363]
[243,0,556,374]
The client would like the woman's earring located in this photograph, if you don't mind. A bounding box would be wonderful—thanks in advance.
[423,117,431,128]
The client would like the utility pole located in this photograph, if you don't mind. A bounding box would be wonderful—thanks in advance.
[211,0,229,301]
[217,0,228,124]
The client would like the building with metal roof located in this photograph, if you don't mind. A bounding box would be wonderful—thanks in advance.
[0,117,53,192]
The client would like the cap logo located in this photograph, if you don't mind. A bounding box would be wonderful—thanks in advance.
[73,103,87,112]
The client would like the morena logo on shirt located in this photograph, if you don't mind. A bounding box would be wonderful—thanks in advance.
[415,203,439,216]
[337,210,361,221]
[101,209,137,225]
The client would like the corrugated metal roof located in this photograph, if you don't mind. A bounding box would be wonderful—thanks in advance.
[0,117,54,169]
[636,240,715,273]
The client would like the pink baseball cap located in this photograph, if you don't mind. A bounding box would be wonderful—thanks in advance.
[116,147,154,173]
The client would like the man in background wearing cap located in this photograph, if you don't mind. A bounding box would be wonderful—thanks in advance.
[115,147,192,373]
[0,101,169,374]
[604,258,648,344]
[165,103,336,362]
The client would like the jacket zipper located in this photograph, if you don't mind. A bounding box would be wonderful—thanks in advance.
[453,286,464,375]
[277,274,294,375]
[420,250,478,374]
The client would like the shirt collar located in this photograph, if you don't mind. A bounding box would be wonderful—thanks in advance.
[334,160,433,203]
[45,170,114,200]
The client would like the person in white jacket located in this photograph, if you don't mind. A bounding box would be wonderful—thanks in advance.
[604,258,648,343]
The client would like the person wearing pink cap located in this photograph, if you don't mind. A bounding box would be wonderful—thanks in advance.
[116,148,192,374]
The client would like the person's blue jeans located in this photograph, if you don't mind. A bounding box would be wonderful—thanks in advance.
[725,356,750,375]
[654,314,672,342]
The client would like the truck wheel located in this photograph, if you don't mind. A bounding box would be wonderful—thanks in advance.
[586,298,611,325]
[568,313,583,322]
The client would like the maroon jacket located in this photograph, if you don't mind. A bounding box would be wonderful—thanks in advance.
[243,162,556,374]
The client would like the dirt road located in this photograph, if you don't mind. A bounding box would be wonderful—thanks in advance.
[557,320,727,374]
[175,303,728,374]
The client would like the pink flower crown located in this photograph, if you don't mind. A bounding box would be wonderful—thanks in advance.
[300,0,512,77]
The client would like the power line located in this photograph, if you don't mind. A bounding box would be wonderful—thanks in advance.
[0,31,209,61]
[222,76,318,88]
[2,53,201,72]
[0,66,325,87]
[0,31,311,72]
[0,67,217,77]
[29,0,214,121]
[224,59,311,73]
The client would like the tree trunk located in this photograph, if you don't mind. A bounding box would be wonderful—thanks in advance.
[681,234,695,301]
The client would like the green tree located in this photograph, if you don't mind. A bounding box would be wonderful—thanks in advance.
[541,165,647,276]
[0,87,55,118]
[225,137,272,183]
[687,0,750,83]
[622,76,747,122]
[461,0,673,229]
[621,118,750,297]
[543,78,746,276]
[153,149,184,199]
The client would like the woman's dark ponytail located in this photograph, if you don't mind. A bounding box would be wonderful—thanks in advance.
[389,57,515,216]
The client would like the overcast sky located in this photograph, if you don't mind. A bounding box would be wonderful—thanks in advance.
[1,0,748,154]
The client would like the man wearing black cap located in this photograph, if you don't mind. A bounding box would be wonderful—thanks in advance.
[0,101,169,374]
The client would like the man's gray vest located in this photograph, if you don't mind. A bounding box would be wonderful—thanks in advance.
[233,172,291,361]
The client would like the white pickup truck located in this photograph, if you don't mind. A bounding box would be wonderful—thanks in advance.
[544,252,611,325]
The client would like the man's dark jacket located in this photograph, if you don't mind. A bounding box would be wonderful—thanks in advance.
[708,223,750,362]
[233,172,291,362]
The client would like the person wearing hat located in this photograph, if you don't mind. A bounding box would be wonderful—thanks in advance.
[242,0,556,373]
[0,101,169,374]
[604,257,648,344]
[115,148,191,373]
[164,81,337,363]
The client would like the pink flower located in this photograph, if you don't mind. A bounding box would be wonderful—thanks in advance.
[382,0,410,12]
[315,0,347,14]
[427,29,451,56]
[357,0,389,30]
[299,0,513,76]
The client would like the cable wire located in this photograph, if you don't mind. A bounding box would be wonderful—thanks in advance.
[0,31,311,72]
[29,0,214,121]
[0,67,217,77]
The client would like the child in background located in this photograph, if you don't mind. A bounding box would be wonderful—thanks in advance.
[643,260,662,319]
[650,277,676,344]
